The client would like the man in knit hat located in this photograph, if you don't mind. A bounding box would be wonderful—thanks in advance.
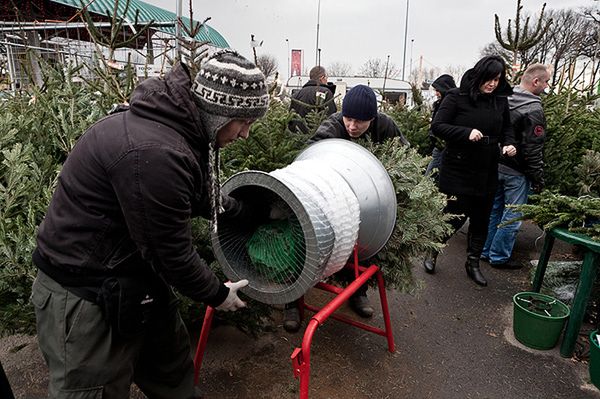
[283,85,409,333]
[31,49,268,399]
[308,84,409,145]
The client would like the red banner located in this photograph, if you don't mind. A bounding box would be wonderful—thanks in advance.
[291,49,302,77]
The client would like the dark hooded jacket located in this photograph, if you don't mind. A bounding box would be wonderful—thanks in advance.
[308,111,409,145]
[289,79,337,134]
[432,57,516,197]
[428,74,457,151]
[499,86,546,190]
[33,64,229,306]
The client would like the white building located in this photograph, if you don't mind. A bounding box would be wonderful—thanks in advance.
[285,75,414,107]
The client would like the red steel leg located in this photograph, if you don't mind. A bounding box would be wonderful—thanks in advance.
[375,269,395,353]
[291,262,395,398]
[193,306,215,385]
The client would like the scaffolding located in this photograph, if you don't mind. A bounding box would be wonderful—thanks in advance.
[0,0,221,91]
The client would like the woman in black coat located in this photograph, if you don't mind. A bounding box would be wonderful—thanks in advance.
[425,55,516,286]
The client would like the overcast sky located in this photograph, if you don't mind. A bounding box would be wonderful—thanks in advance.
[145,0,596,81]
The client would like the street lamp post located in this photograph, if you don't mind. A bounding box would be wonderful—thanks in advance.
[286,38,290,82]
[409,39,414,81]
[315,0,321,66]
[401,0,410,81]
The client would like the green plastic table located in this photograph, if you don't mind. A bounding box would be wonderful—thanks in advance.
[532,227,600,357]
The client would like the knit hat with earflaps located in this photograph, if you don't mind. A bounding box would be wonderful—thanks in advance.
[192,49,269,140]
[191,49,269,233]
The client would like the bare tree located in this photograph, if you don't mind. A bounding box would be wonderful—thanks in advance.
[480,42,512,62]
[444,65,468,83]
[545,9,591,87]
[256,54,278,79]
[484,5,598,89]
[327,61,352,76]
[358,58,400,78]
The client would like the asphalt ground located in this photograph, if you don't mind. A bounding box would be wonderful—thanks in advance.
[2,221,599,398]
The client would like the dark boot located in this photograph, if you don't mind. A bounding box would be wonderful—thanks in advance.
[423,251,438,274]
[349,294,374,318]
[465,232,488,286]
[465,255,487,286]
[283,303,301,333]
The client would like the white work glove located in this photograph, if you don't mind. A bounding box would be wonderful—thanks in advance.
[216,279,248,312]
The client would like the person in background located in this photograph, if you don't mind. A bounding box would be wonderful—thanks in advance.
[31,50,268,399]
[428,55,517,286]
[481,63,551,268]
[289,65,337,134]
[424,74,457,181]
[422,74,457,273]
[282,84,409,333]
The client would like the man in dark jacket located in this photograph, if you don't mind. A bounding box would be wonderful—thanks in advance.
[308,84,409,145]
[282,84,408,332]
[482,63,550,268]
[31,50,269,398]
[289,65,337,134]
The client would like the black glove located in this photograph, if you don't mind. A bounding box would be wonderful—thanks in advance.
[220,195,244,219]
[220,195,269,226]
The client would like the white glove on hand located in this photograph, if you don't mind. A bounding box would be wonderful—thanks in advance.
[216,279,248,312]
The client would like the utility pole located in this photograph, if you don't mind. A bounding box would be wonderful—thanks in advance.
[382,54,390,98]
[315,0,321,65]
[401,0,409,80]
[175,0,182,60]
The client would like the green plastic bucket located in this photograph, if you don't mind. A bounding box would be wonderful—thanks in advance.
[590,330,600,389]
[512,292,570,350]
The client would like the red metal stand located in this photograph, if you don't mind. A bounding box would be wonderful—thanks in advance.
[193,248,395,397]
[290,249,395,399]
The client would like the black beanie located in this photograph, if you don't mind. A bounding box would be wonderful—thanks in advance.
[342,84,377,121]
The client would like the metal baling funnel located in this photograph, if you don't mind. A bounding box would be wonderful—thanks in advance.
[211,139,397,304]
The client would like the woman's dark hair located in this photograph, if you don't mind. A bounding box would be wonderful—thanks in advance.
[465,55,509,101]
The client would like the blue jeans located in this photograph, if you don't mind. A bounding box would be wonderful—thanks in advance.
[482,172,530,264]
[425,147,443,185]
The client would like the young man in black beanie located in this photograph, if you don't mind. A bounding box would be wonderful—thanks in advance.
[283,84,409,333]
[308,84,409,145]
[31,49,269,399]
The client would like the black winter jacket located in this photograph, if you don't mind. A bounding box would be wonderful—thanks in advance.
[432,68,515,197]
[308,112,409,145]
[498,86,546,189]
[428,74,457,152]
[34,64,229,306]
[289,80,337,134]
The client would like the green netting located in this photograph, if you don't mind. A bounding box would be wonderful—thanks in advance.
[246,218,304,283]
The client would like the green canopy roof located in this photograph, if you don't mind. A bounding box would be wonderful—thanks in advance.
[50,0,229,48]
